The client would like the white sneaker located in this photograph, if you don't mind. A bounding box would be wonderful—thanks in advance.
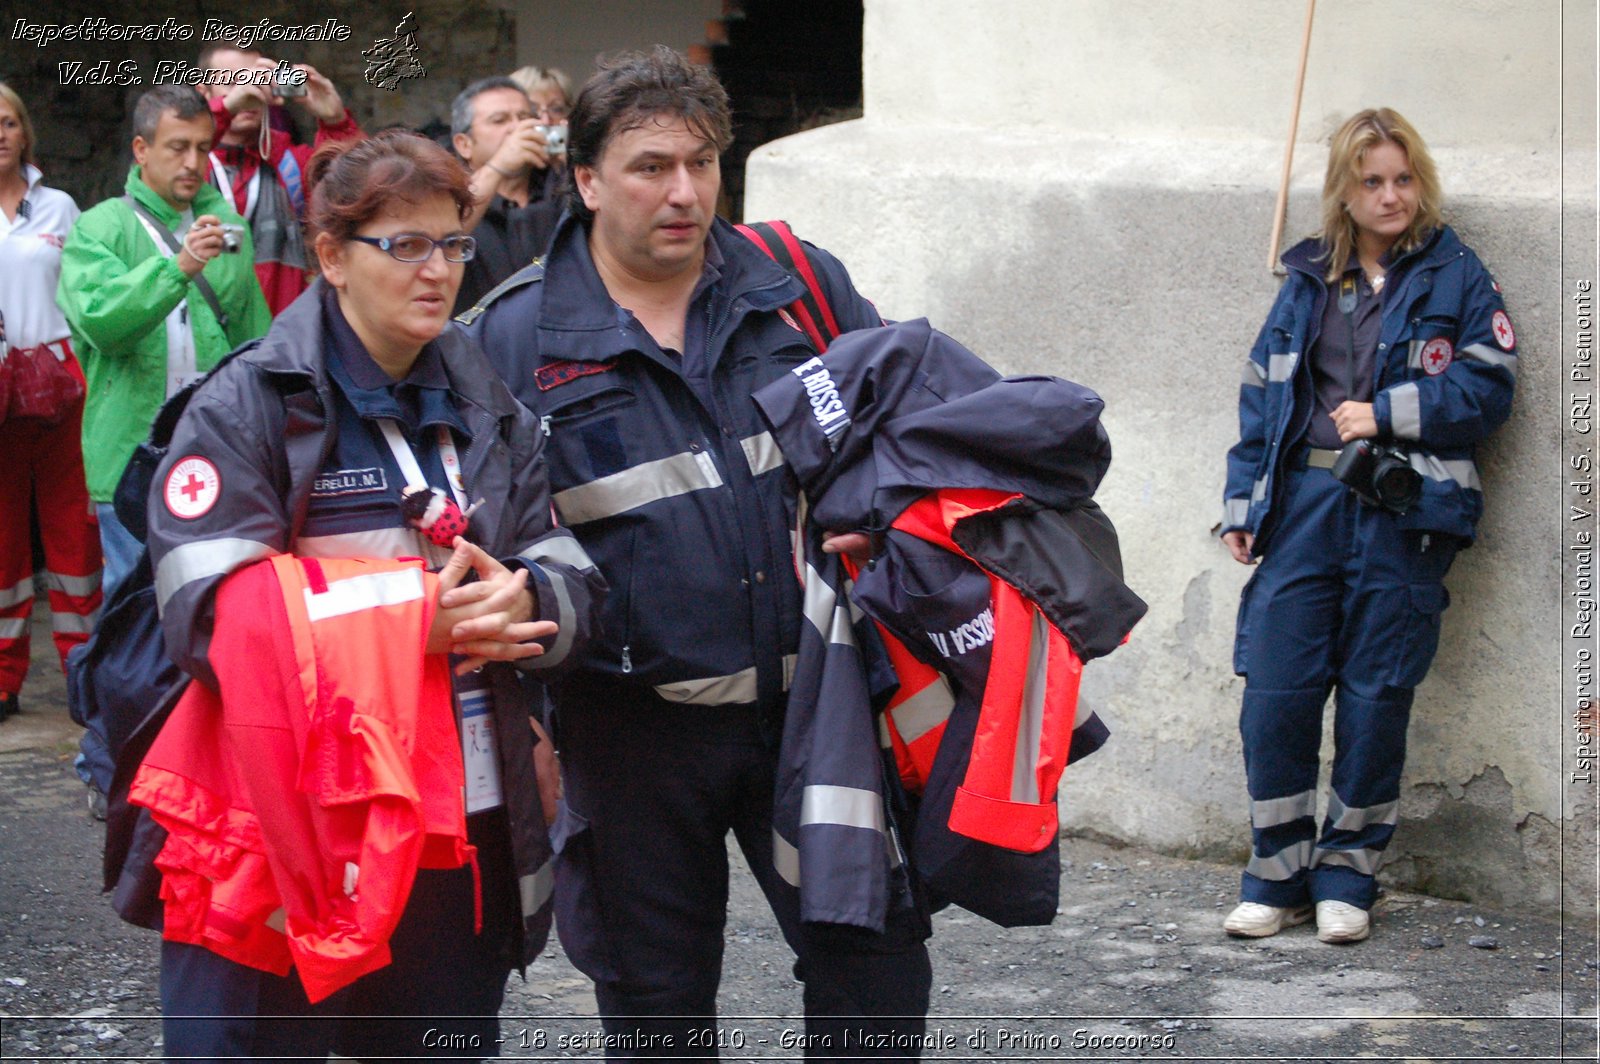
[1315,900,1371,943]
[1223,901,1313,938]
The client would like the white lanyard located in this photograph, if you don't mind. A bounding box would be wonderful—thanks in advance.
[377,419,469,511]
[130,209,200,398]
[209,153,261,221]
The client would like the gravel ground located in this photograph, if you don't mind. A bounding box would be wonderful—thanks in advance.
[2,612,1596,1062]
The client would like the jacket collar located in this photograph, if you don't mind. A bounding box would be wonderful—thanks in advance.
[124,165,226,227]
[1281,225,1456,283]
[534,212,807,363]
[242,278,521,423]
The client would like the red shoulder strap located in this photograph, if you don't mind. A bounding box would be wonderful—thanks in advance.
[735,220,842,352]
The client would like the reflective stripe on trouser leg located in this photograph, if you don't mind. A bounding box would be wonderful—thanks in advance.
[1238,685,1329,906]
[1309,685,1415,909]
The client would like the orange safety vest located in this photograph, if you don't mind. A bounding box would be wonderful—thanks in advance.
[874,488,1086,854]
[130,555,469,1003]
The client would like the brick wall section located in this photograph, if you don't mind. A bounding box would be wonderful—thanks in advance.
[2,2,519,209]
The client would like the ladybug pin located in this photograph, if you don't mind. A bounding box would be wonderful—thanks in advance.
[401,486,482,547]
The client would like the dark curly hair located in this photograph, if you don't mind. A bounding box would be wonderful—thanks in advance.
[306,129,473,244]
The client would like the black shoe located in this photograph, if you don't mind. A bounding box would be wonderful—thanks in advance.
[0,691,16,721]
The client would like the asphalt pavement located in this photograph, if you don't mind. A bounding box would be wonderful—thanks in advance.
[1,610,1596,1062]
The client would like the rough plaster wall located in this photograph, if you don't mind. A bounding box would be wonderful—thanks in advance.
[747,0,1595,914]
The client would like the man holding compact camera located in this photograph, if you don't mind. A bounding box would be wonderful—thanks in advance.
[196,44,362,316]
[58,84,270,600]
[449,75,565,315]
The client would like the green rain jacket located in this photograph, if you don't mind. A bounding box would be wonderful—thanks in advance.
[59,166,271,503]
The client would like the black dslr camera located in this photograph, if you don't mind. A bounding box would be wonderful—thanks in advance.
[1331,440,1423,514]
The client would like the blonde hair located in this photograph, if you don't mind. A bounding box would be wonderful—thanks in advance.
[0,83,36,168]
[1315,108,1442,281]
[509,65,573,107]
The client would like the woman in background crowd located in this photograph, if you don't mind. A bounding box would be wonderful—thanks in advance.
[0,83,102,724]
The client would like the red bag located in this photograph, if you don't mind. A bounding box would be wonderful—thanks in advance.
[6,340,84,426]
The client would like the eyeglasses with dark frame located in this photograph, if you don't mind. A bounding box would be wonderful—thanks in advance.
[349,232,478,263]
[530,103,570,121]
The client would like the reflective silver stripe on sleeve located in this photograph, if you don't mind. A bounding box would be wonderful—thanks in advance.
[1324,793,1399,832]
[50,612,96,635]
[1241,360,1267,388]
[1250,789,1316,830]
[889,675,955,745]
[520,533,597,573]
[0,576,34,609]
[801,784,885,832]
[1311,846,1383,877]
[741,431,785,476]
[1222,497,1251,529]
[1010,611,1051,806]
[155,537,277,610]
[1458,342,1518,376]
[1250,475,1269,503]
[1408,453,1482,491]
[519,858,555,916]
[0,618,26,639]
[553,449,723,526]
[1245,839,1314,881]
[1389,382,1422,440]
[524,565,577,670]
[1268,352,1298,382]
[44,571,100,597]
[773,828,801,887]
[655,667,758,705]
[297,528,423,560]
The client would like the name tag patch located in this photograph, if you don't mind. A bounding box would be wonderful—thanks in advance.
[311,467,388,497]
[536,359,617,392]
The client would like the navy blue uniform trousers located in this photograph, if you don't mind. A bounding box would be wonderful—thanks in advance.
[1234,465,1456,910]
[552,695,933,1061]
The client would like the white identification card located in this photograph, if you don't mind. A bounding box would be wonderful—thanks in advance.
[457,685,504,813]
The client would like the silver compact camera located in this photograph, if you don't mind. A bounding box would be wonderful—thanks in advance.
[219,224,246,254]
[538,124,567,157]
[274,67,308,99]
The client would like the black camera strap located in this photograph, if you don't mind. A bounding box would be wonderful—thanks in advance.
[121,196,230,330]
[1338,274,1359,404]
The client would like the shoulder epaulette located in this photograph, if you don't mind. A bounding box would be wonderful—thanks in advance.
[455,257,547,327]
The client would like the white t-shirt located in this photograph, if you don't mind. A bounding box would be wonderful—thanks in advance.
[0,164,79,349]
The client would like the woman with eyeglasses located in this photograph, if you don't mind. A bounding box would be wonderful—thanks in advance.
[137,129,604,1060]
[1219,108,1516,946]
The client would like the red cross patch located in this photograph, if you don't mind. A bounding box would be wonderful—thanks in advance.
[1419,337,1454,376]
[164,456,221,520]
[1491,310,1515,350]
[534,359,617,392]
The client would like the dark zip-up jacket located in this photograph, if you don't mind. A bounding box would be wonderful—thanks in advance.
[463,214,881,725]
[1223,226,1517,549]
[144,280,604,969]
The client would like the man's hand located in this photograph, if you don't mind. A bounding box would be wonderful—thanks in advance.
[487,118,551,177]
[428,538,557,674]
[1331,401,1378,443]
[289,64,346,124]
[1221,529,1256,565]
[220,80,274,117]
[820,531,873,567]
[177,215,226,278]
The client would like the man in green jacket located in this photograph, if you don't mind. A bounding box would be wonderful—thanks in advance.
[58,84,270,598]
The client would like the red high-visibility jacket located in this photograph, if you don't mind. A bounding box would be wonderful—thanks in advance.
[130,555,468,1003]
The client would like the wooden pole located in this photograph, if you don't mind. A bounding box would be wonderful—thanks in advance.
[1267,0,1317,271]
